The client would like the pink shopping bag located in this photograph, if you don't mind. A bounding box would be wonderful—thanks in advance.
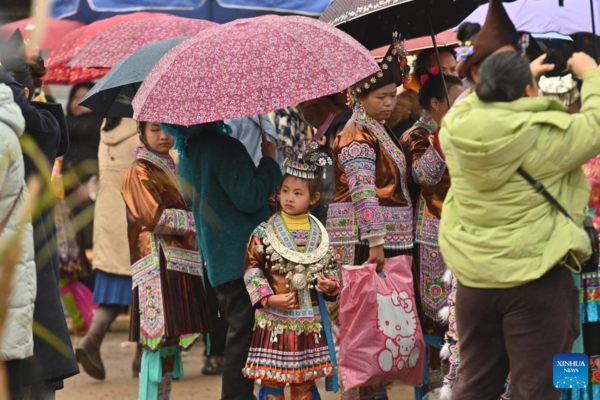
[339,255,425,390]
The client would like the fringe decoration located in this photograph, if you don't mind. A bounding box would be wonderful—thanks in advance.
[438,306,450,323]
[440,341,451,360]
[443,269,453,285]
[423,388,443,400]
[440,382,453,400]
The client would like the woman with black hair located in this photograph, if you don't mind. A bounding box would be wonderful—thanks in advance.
[415,47,458,78]
[399,68,462,397]
[121,121,211,400]
[440,50,599,400]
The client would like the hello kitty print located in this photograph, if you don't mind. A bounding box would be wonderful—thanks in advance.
[377,291,421,373]
[339,256,424,389]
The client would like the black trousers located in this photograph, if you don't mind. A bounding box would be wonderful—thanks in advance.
[204,268,228,357]
[453,266,579,400]
[215,278,256,400]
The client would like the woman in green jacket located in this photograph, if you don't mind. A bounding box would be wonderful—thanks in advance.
[439,51,600,400]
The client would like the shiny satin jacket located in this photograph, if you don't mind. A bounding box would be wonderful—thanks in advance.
[121,148,200,278]
[243,218,339,310]
[400,112,449,245]
[327,114,413,250]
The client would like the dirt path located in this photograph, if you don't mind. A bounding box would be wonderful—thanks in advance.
[58,320,414,399]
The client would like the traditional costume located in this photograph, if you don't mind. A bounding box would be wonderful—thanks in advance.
[122,145,211,400]
[578,155,600,400]
[242,139,340,400]
[327,35,414,399]
[399,107,449,394]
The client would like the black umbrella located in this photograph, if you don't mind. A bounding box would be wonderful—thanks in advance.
[319,0,498,50]
[78,36,189,117]
[321,0,517,106]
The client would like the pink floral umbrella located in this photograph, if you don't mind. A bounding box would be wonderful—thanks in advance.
[69,16,217,69]
[132,15,379,126]
[46,12,167,68]
[45,12,167,84]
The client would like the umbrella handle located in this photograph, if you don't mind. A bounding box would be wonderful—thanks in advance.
[258,114,265,136]
[423,0,451,109]
[590,0,599,60]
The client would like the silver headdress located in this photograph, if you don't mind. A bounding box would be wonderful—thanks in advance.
[281,113,335,180]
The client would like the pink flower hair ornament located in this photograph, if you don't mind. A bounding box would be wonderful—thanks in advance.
[419,66,440,86]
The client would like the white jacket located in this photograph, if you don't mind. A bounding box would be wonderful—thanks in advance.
[0,83,36,361]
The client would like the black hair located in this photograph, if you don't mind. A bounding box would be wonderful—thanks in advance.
[67,82,94,117]
[457,22,483,83]
[3,57,34,100]
[138,121,149,147]
[457,22,481,43]
[103,118,122,132]
[415,47,454,70]
[476,52,532,103]
[282,173,322,199]
[417,68,463,110]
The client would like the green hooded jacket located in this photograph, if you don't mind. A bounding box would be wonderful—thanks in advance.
[439,69,600,288]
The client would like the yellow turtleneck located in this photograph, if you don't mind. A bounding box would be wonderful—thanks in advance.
[281,211,310,231]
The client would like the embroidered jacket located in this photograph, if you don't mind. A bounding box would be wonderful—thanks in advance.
[400,111,449,246]
[243,215,340,309]
[122,148,202,288]
[327,110,413,250]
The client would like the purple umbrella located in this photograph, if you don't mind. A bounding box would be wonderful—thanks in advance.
[461,0,600,35]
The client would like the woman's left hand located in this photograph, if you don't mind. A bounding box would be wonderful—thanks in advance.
[530,54,555,80]
[315,274,336,294]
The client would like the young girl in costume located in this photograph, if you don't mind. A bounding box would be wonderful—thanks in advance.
[242,137,340,400]
[121,122,211,400]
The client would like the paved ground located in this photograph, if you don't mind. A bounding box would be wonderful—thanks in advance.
[58,319,415,399]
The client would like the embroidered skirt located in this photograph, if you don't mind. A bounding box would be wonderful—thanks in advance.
[243,307,334,385]
[129,253,212,350]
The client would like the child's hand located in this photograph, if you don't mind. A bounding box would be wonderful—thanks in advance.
[266,293,296,312]
[316,274,336,294]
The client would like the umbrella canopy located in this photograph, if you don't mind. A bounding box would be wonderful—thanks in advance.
[319,0,484,50]
[44,66,111,85]
[79,36,189,117]
[46,12,167,68]
[45,12,167,84]
[0,17,84,51]
[132,15,379,125]
[372,29,457,57]
[69,16,216,69]
[461,0,600,36]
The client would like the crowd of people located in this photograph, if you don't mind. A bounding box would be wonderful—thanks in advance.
[1,1,600,400]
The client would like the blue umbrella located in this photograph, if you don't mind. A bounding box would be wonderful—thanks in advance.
[78,36,189,117]
[50,0,331,24]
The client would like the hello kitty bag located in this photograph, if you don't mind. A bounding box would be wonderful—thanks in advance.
[339,255,425,390]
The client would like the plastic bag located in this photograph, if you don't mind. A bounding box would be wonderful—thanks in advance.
[339,255,425,390]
